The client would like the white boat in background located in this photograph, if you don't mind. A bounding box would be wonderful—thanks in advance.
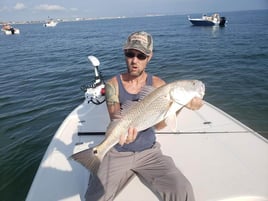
[1,24,20,35]
[26,56,268,201]
[44,19,58,27]
[188,13,226,27]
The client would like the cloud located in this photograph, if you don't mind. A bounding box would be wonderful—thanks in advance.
[35,4,66,11]
[14,3,26,10]
[70,8,78,11]
[0,6,9,12]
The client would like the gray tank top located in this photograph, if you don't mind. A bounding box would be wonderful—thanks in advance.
[114,73,156,152]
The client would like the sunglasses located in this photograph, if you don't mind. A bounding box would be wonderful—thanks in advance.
[124,51,148,60]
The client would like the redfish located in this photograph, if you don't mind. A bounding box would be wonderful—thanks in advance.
[71,80,205,174]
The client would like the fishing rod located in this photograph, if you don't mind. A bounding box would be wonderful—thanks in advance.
[156,131,250,134]
[155,131,268,135]
[78,131,268,136]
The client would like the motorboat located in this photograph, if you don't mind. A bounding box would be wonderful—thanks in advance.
[44,19,58,27]
[1,24,20,35]
[26,56,268,201]
[188,13,226,27]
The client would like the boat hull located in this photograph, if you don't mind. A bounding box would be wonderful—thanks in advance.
[188,14,226,27]
[1,29,20,35]
[26,99,268,201]
[44,23,57,27]
[189,19,215,26]
[43,20,58,27]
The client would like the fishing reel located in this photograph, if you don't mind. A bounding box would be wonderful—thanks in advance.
[81,56,106,105]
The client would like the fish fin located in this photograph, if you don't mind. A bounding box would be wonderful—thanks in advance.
[120,85,155,116]
[164,102,183,119]
[139,85,155,100]
[71,148,101,175]
[120,100,137,116]
[162,102,182,131]
[165,113,178,132]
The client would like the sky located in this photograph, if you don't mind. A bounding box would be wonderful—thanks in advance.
[0,0,267,22]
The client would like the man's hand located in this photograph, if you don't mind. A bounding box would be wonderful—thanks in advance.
[186,97,203,110]
[119,127,138,145]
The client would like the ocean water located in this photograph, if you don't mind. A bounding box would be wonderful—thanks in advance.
[0,10,267,201]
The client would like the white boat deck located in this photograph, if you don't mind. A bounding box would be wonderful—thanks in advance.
[26,101,268,201]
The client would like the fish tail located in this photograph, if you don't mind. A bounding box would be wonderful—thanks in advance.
[71,147,101,174]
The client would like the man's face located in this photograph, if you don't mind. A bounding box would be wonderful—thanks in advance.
[124,49,152,77]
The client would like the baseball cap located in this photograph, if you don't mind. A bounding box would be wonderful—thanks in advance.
[123,31,153,55]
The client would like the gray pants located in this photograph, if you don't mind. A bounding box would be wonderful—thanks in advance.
[85,142,195,201]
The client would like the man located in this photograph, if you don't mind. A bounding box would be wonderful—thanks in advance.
[85,31,203,201]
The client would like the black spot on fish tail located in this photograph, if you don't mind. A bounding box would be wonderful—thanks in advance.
[71,148,101,175]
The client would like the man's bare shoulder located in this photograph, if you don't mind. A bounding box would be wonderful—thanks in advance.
[105,76,119,96]
[106,76,118,85]
[152,75,166,88]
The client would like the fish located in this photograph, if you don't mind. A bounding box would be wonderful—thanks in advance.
[71,79,205,174]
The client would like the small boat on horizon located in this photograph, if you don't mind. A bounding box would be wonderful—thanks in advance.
[188,13,226,27]
[1,24,20,35]
[43,19,58,27]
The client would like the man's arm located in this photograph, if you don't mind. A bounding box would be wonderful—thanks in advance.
[105,78,120,120]
[105,78,137,145]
